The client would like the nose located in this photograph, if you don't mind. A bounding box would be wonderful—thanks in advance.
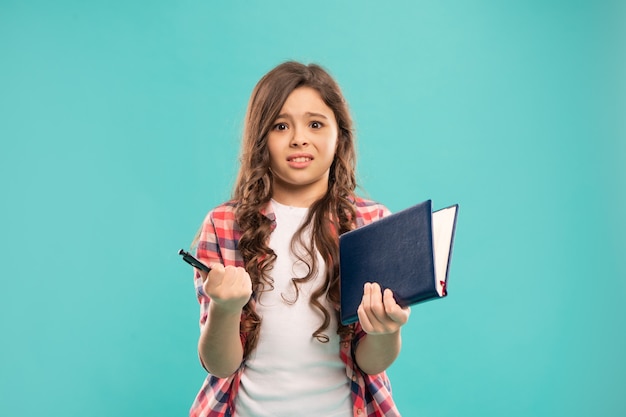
[290,125,308,148]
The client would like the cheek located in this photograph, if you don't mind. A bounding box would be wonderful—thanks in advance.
[267,140,280,165]
[329,135,340,157]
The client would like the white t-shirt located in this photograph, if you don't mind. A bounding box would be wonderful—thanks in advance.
[234,200,352,417]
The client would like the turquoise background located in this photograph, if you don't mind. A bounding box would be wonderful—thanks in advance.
[1,1,624,416]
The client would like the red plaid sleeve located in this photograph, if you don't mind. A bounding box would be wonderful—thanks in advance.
[194,202,244,327]
[190,202,245,417]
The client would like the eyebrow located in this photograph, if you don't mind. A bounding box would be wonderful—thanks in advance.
[275,112,330,120]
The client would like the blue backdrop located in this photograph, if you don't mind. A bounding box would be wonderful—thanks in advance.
[1,1,625,416]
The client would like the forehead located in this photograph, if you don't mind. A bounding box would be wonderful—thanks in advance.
[279,86,333,115]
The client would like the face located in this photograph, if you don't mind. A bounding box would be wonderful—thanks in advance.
[267,86,339,207]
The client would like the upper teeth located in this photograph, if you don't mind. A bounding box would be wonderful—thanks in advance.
[292,157,310,162]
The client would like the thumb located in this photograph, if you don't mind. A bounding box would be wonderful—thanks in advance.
[205,263,225,282]
[198,262,220,282]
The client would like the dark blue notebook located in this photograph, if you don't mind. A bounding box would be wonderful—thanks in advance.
[339,200,459,325]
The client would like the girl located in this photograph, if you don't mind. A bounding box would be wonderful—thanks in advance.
[190,62,410,417]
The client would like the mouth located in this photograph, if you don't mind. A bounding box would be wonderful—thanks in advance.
[287,154,314,162]
[289,156,312,163]
[286,154,314,168]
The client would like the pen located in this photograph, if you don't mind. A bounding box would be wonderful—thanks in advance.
[178,249,211,273]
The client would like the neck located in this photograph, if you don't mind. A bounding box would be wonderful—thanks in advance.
[271,188,326,208]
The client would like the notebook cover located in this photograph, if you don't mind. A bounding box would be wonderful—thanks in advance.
[339,200,447,325]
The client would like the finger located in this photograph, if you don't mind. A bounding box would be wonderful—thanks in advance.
[232,267,248,288]
[361,283,388,332]
[383,288,398,314]
[383,289,410,324]
[221,267,251,300]
[240,270,252,292]
[210,263,225,279]
[199,262,220,282]
[205,264,225,291]
[357,303,374,332]
[360,282,372,310]
[368,283,387,323]
[358,283,374,330]
[197,269,208,282]
[207,262,222,272]
[363,281,371,298]
[230,268,245,293]
[222,265,239,287]
[362,282,381,319]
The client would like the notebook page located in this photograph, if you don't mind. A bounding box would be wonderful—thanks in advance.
[432,205,457,296]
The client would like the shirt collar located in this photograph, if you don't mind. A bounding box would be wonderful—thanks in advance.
[259,194,357,225]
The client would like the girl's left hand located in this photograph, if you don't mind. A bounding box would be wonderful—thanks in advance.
[357,282,411,335]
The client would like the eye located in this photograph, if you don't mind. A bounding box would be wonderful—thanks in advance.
[273,122,288,131]
[310,121,324,129]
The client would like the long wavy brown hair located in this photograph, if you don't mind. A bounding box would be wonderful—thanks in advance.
[232,61,358,358]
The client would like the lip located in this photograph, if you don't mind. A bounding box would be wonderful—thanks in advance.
[286,153,314,168]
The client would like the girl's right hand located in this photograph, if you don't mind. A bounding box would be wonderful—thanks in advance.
[200,264,252,313]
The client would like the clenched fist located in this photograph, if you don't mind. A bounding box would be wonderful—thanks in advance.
[199,264,252,314]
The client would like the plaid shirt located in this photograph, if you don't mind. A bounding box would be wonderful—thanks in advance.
[190,197,401,417]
